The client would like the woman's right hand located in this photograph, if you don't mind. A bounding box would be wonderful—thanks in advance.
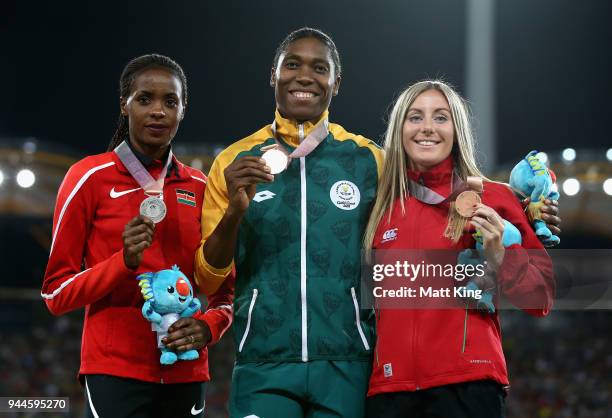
[122,215,155,270]
[224,156,274,215]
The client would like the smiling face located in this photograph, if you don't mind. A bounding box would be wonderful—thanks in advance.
[152,272,193,314]
[121,67,184,160]
[271,36,340,123]
[402,89,455,172]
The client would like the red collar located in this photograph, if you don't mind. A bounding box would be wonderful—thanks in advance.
[112,151,187,180]
[407,156,454,193]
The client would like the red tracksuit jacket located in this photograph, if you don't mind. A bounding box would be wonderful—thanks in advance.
[41,149,233,384]
[368,157,554,396]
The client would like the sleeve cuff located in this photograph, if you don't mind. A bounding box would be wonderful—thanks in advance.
[194,245,234,294]
[195,307,233,345]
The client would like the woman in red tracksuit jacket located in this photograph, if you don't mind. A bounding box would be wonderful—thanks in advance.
[41,54,233,418]
[363,80,554,418]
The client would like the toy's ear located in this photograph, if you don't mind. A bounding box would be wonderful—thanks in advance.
[137,272,155,301]
[136,272,154,281]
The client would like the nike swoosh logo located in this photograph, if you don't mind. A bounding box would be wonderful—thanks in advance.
[110,186,141,198]
[191,402,205,415]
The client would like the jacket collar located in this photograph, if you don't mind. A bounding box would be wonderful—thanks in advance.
[273,109,329,148]
[113,140,184,179]
[407,156,455,194]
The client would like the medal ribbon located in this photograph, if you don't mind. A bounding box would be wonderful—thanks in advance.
[114,141,173,195]
[269,118,330,159]
[408,174,483,205]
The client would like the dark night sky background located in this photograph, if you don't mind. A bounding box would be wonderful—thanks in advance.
[1,0,611,166]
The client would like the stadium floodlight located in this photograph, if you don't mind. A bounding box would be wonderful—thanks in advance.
[562,178,580,196]
[562,148,576,162]
[0,170,4,186]
[535,152,548,165]
[16,169,36,188]
[607,148,612,162]
[604,179,612,196]
[23,140,37,154]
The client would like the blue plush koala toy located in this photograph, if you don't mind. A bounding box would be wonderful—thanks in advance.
[509,150,560,247]
[137,265,201,365]
[457,220,522,313]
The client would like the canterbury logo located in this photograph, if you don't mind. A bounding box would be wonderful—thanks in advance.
[381,228,398,243]
[109,186,141,198]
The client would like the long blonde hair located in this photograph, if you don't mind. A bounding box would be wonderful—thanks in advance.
[363,80,487,251]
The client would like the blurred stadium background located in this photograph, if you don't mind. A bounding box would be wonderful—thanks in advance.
[1,0,611,417]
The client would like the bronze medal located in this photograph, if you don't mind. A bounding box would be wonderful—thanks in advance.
[455,190,481,218]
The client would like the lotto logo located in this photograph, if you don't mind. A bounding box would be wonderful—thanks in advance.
[381,228,398,243]
[253,190,276,203]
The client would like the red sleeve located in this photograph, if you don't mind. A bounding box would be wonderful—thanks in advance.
[483,183,555,316]
[41,159,134,316]
[194,268,235,345]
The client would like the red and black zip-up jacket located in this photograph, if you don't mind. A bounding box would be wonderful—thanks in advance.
[368,156,554,396]
[41,149,234,384]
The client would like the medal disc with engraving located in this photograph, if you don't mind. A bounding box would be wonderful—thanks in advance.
[262,148,289,174]
[140,196,167,223]
[455,190,481,217]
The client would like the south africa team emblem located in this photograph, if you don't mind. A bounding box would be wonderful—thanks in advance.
[330,180,360,210]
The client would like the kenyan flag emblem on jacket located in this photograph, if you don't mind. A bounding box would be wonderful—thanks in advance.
[176,189,196,207]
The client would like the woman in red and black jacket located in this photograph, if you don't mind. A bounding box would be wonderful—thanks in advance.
[41,54,233,418]
[362,80,555,418]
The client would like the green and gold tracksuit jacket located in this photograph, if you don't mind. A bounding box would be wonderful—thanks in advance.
[195,110,384,363]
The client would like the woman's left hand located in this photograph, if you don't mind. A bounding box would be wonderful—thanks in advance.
[470,204,506,272]
[162,318,212,352]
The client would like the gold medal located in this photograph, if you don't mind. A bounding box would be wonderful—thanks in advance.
[262,148,289,174]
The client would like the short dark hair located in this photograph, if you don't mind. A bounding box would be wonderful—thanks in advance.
[272,27,342,77]
[107,54,188,151]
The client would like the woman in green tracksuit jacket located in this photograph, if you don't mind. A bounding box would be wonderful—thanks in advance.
[194,27,383,417]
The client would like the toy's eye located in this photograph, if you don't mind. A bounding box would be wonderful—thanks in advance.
[167,286,175,294]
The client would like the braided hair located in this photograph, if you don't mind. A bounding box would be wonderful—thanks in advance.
[272,27,342,77]
[107,54,188,151]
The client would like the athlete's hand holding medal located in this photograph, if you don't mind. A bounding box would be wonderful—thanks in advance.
[114,140,172,269]
[452,178,506,271]
[223,156,274,214]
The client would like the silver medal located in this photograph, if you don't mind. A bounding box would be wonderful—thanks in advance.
[262,148,289,174]
[140,195,167,223]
